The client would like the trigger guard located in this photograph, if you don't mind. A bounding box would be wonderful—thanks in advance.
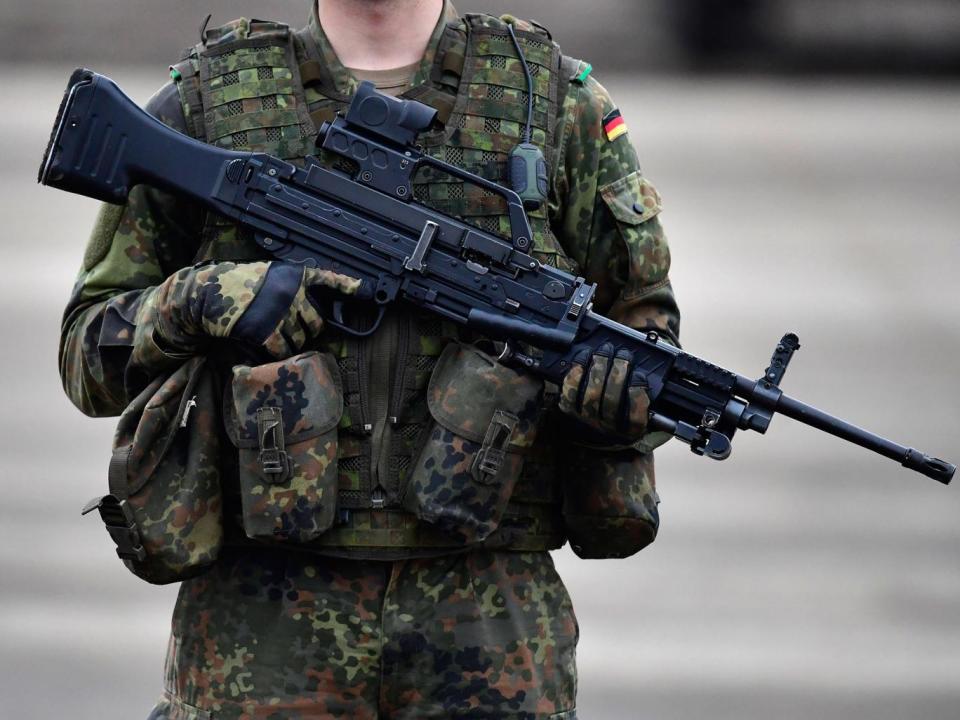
[323,302,385,338]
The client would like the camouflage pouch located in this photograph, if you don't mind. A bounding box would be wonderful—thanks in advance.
[561,445,660,559]
[82,356,223,585]
[227,351,343,543]
[401,343,544,544]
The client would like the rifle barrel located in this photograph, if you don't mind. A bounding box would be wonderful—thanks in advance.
[776,393,954,484]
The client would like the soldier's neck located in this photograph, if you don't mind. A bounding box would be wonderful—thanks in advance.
[317,0,444,70]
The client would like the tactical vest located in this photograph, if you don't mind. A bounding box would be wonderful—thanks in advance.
[169,14,582,556]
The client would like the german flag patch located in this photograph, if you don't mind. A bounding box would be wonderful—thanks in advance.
[603,108,628,142]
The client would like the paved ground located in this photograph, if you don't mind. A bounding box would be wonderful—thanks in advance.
[0,67,957,719]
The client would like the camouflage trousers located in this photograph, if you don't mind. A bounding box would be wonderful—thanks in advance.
[147,548,579,719]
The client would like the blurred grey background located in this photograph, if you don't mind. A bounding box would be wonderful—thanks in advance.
[4,0,960,73]
[1,1,958,719]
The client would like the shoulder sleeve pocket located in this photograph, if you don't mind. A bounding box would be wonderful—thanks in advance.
[599,171,661,226]
[597,171,672,304]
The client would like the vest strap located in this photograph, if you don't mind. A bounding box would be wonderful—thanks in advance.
[170,57,206,142]
[441,48,466,76]
[403,85,457,125]
[299,59,325,86]
[309,106,339,127]
[293,26,351,103]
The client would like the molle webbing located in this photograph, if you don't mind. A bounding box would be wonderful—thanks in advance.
[308,503,562,552]
[196,21,315,160]
[180,19,319,258]
[411,16,574,271]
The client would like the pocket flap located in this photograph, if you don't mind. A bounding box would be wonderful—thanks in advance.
[119,356,210,495]
[426,344,543,449]
[600,171,662,226]
[230,351,343,449]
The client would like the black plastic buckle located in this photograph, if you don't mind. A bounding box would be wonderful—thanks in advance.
[81,494,147,562]
[476,447,506,478]
[257,406,290,483]
[471,410,518,484]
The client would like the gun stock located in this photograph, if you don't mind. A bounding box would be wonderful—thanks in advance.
[40,69,243,206]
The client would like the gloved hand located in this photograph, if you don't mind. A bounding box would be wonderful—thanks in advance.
[559,342,650,438]
[144,261,366,359]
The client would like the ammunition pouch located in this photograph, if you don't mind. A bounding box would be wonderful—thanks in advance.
[401,343,543,544]
[560,443,660,559]
[84,356,223,584]
[226,351,344,543]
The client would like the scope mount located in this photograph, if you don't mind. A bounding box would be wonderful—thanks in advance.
[316,81,536,255]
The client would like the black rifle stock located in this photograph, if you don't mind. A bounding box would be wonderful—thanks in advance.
[40,69,955,485]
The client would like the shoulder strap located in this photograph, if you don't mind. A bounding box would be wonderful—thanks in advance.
[430,20,468,92]
[202,17,292,47]
[169,17,304,143]
[170,54,206,141]
[294,25,351,104]
[462,12,555,44]
[400,20,467,125]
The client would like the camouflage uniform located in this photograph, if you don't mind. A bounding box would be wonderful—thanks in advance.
[60,2,679,717]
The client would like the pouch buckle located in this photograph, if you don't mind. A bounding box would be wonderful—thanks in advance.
[471,410,519,484]
[81,494,147,562]
[257,406,290,483]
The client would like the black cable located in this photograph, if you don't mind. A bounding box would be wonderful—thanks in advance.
[505,21,548,211]
[507,23,534,144]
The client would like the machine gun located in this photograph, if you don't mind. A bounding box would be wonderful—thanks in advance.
[39,69,955,484]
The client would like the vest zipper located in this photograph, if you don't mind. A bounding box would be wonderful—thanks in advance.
[384,316,411,498]
[366,311,398,508]
[355,337,371,431]
[388,315,411,427]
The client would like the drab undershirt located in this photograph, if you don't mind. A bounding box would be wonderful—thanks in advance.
[347,61,420,97]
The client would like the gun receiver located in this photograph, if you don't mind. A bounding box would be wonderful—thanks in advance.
[39,69,955,485]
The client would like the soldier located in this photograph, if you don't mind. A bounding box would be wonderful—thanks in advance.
[59,0,679,717]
